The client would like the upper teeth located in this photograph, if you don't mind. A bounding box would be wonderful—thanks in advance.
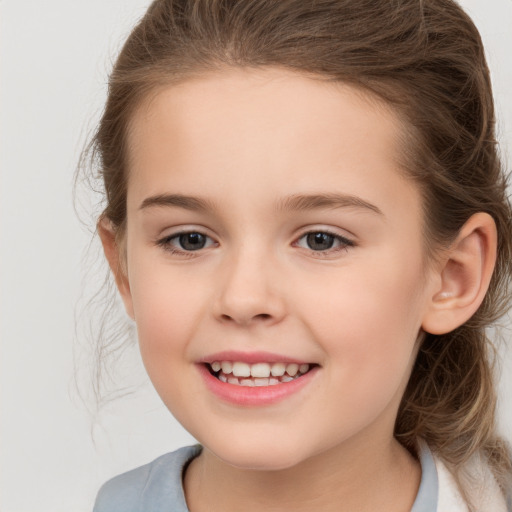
[209,361,310,378]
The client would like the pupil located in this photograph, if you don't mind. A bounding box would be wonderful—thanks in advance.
[179,233,206,251]
[307,232,334,251]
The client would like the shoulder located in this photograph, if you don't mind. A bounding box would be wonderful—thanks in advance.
[93,445,202,512]
[433,450,509,512]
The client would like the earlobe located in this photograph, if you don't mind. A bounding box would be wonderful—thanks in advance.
[422,212,497,335]
[97,217,135,320]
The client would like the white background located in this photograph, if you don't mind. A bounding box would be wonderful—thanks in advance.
[1,1,511,510]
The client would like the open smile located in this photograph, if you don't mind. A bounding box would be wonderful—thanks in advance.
[207,361,312,386]
[198,354,320,406]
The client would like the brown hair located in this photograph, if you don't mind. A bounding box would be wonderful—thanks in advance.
[83,0,512,502]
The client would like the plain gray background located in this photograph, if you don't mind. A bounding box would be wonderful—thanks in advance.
[1,1,511,510]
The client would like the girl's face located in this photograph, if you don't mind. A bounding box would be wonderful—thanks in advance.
[120,68,438,470]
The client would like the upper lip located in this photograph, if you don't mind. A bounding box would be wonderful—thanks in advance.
[198,350,313,365]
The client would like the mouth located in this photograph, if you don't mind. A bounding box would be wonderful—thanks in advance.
[205,361,315,387]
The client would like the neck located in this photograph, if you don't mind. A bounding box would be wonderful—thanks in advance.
[184,433,421,512]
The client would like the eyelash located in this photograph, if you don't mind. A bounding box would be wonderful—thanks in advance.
[294,230,355,256]
[156,229,355,257]
[156,230,217,257]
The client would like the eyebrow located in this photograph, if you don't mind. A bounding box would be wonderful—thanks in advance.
[139,192,382,215]
[139,194,215,212]
[276,193,383,215]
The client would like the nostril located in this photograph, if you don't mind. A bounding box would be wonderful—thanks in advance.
[255,313,272,320]
[220,312,273,323]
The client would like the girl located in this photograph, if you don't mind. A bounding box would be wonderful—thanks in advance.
[87,0,512,510]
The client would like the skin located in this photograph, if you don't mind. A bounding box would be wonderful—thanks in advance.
[100,67,498,511]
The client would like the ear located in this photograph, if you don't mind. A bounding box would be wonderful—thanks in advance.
[422,212,497,335]
[97,217,135,320]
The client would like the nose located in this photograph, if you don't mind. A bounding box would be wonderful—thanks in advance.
[213,248,286,327]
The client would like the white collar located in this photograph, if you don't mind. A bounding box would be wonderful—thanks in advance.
[431,444,508,512]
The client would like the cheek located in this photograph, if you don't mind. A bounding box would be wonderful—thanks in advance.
[129,274,202,415]
[297,251,426,381]
[127,258,205,366]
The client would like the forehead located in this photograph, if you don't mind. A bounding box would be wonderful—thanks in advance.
[127,67,405,168]
[125,67,419,222]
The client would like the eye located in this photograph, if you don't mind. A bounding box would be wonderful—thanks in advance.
[157,231,216,254]
[295,230,354,253]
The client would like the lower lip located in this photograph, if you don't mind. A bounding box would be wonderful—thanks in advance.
[197,364,319,406]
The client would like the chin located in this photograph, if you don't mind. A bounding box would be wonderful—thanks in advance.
[220,452,306,471]
[207,436,313,471]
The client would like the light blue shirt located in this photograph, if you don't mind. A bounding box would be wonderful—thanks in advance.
[94,443,438,511]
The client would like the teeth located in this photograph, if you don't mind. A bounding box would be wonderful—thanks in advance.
[270,363,286,376]
[221,361,233,374]
[251,363,271,378]
[209,360,313,386]
[286,363,299,377]
[232,362,251,377]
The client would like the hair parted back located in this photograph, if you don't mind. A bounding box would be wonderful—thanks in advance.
[86,0,512,500]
